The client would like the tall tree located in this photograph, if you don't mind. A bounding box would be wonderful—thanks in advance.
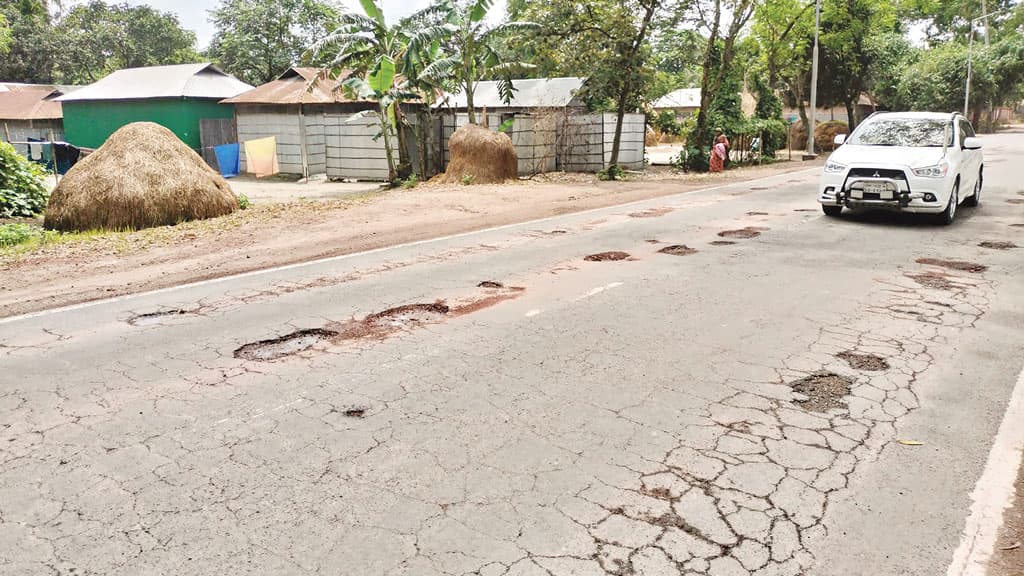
[55,2,200,84]
[0,0,57,83]
[751,0,815,127]
[207,0,342,85]
[690,0,758,155]
[0,13,11,54]
[510,0,674,173]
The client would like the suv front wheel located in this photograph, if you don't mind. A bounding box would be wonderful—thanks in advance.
[937,180,959,226]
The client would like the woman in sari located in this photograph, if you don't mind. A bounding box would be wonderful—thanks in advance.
[710,128,728,172]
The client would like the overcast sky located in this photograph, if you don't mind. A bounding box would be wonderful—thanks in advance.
[88,0,507,49]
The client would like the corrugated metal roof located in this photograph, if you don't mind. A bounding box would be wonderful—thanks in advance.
[439,77,585,109]
[56,63,252,102]
[652,88,701,109]
[0,87,64,120]
[222,67,358,105]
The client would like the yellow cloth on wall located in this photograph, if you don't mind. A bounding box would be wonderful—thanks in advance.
[244,136,279,178]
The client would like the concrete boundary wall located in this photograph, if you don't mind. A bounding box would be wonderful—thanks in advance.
[560,113,645,172]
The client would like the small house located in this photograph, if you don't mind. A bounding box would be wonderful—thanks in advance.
[652,88,701,122]
[56,63,252,150]
[222,67,378,178]
[0,83,78,143]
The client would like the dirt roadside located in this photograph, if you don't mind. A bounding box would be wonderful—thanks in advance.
[0,161,820,318]
[990,459,1024,576]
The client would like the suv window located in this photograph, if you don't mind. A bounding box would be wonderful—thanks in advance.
[847,118,954,147]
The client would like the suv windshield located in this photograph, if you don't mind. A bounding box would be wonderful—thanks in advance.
[847,118,954,147]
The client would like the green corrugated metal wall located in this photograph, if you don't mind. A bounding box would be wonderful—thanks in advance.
[61,98,235,149]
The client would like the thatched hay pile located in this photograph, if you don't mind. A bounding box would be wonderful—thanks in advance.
[44,122,238,231]
[439,124,517,184]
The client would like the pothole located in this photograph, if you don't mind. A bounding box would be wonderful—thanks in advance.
[364,303,450,329]
[750,186,770,191]
[837,351,890,371]
[1010,223,1024,227]
[629,207,673,218]
[341,407,367,418]
[916,258,987,273]
[746,211,769,216]
[645,239,661,244]
[794,208,818,212]
[234,328,338,361]
[546,229,568,235]
[477,281,505,288]
[127,309,193,326]
[718,227,768,239]
[710,240,737,246]
[789,372,854,412]
[907,271,958,290]
[585,251,631,262]
[1007,199,1024,204]
[657,245,698,256]
[979,241,1018,250]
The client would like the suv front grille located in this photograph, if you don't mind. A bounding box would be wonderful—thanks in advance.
[847,168,908,180]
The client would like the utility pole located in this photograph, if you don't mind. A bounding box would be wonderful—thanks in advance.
[805,0,821,159]
[964,9,1001,117]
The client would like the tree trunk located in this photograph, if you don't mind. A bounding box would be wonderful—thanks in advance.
[609,85,629,168]
[394,105,412,180]
[609,0,659,170]
[465,77,476,126]
[379,105,397,183]
[844,99,856,131]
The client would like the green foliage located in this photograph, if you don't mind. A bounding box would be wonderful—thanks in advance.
[0,12,11,54]
[237,194,250,210]
[676,146,709,172]
[401,174,419,188]
[208,0,341,85]
[460,174,475,185]
[0,0,57,83]
[0,223,42,247]
[652,111,683,136]
[54,1,200,84]
[597,164,626,181]
[0,141,49,218]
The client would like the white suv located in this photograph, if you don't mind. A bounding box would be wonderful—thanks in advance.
[818,112,984,225]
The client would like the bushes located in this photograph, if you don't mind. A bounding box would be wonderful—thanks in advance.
[0,141,49,218]
[652,111,683,136]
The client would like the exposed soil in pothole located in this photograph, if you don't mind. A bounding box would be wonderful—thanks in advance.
[718,227,769,239]
[585,251,631,262]
[341,407,367,418]
[746,211,769,216]
[1007,199,1024,204]
[789,372,854,412]
[657,245,698,256]
[915,258,988,273]
[629,207,674,218]
[907,271,958,290]
[127,309,194,326]
[794,208,818,212]
[477,281,505,288]
[646,239,661,244]
[234,328,338,361]
[979,241,1018,250]
[710,240,737,246]
[364,303,450,329]
[837,351,890,371]
[750,186,770,191]
[1010,223,1024,227]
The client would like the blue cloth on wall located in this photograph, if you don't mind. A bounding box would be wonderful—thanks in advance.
[213,143,240,178]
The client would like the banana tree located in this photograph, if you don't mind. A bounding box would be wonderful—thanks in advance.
[420,0,540,125]
[312,0,452,182]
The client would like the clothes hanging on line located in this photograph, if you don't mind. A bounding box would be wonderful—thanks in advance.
[243,137,279,178]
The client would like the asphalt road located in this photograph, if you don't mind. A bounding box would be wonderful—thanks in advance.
[3,130,1023,576]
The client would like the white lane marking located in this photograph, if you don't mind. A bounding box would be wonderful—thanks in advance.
[0,167,820,326]
[947,363,1024,576]
[525,309,541,318]
[574,282,624,302]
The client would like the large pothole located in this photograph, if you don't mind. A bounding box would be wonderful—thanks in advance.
[907,271,959,290]
[657,245,698,256]
[718,227,768,239]
[364,303,450,329]
[916,258,988,273]
[979,241,1018,250]
[585,251,631,262]
[789,372,854,412]
[837,351,890,371]
[234,328,338,361]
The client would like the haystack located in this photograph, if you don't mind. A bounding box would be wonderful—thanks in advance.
[44,122,238,231]
[439,124,517,184]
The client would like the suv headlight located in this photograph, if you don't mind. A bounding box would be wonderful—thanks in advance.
[912,162,949,178]
[824,160,846,174]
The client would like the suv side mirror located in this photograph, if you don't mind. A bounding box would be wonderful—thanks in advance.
[833,134,847,146]
[963,137,983,150]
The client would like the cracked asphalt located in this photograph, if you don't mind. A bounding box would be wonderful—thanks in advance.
[3,130,1024,576]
